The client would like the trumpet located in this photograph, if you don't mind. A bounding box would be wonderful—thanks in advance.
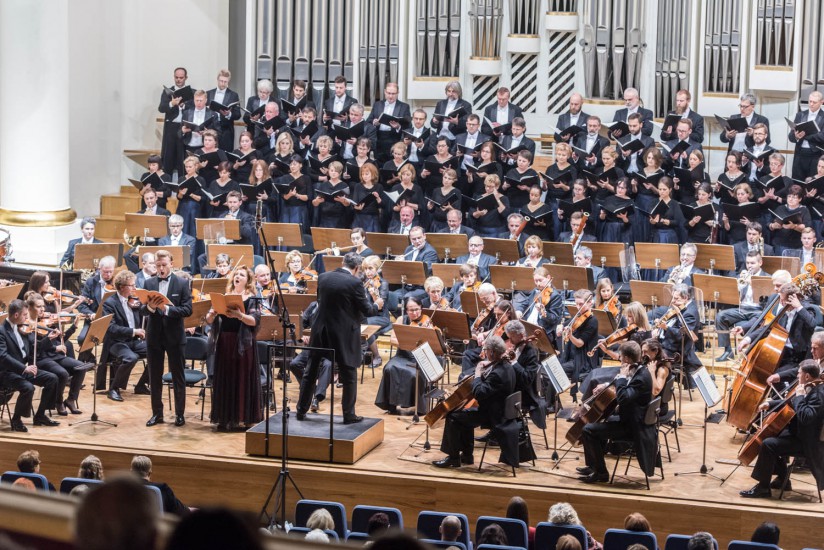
[737,268,754,286]
[666,265,686,285]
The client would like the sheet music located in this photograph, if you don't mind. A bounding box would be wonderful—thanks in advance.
[412,342,445,384]
[541,354,571,393]
[692,366,721,407]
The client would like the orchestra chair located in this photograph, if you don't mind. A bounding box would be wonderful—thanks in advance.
[655,376,680,461]
[59,477,103,494]
[478,391,535,477]
[294,499,349,540]
[0,471,50,492]
[161,335,208,419]
[534,522,588,550]
[0,385,14,423]
[775,455,822,502]
[477,545,527,550]
[346,532,371,543]
[475,516,528,550]
[422,541,467,550]
[286,526,340,541]
[603,528,658,550]
[609,396,663,490]
[727,541,780,550]
[351,504,404,533]
[664,534,718,550]
[417,511,472,550]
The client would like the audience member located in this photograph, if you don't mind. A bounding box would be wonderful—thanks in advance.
[548,502,602,550]
[78,455,104,480]
[69,484,92,499]
[627,545,649,550]
[478,523,508,546]
[624,512,652,532]
[305,529,330,544]
[74,476,159,550]
[306,508,336,532]
[15,450,54,491]
[367,512,391,537]
[557,534,584,550]
[439,515,462,542]
[506,495,535,550]
[370,534,429,550]
[130,455,189,516]
[10,478,36,492]
[687,532,715,550]
[750,522,780,546]
[166,508,265,550]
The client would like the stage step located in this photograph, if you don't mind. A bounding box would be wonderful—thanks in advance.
[123,148,159,168]
[93,214,127,240]
[100,193,141,217]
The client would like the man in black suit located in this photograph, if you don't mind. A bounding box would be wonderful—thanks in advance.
[784,226,819,268]
[195,191,257,273]
[662,119,704,171]
[455,236,497,281]
[650,284,704,380]
[579,341,657,483]
[497,213,529,256]
[498,118,536,167]
[433,335,517,468]
[322,75,358,128]
[242,78,276,135]
[740,360,824,498]
[788,90,824,180]
[296,253,377,423]
[338,103,377,159]
[719,93,771,153]
[453,114,490,185]
[659,89,705,143]
[387,205,417,235]
[158,214,197,274]
[78,256,117,369]
[400,227,440,303]
[616,113,655,175]
[658,243,706,287]
[505,320,547,429]
[179,90,219,152]
[142,249,193,427]
[131,455,189,515]
[554,92,589,144]
[481,86,523,138]
[135,252,157,289]
[438,209,475,237]
[366,82,411,163]
[124,188,171,272]
[742,123,774,182]
[279,79,317,125]
[206,69,241,151]
[574,246,608,284]
[60,217,103,269]
[402,108,431,170]
[610,87,654,139]
[101,271,149,402]
[252,101,285,157]
[0,300,59,432]
[572,116,610,172]
[158,67,190,174]
[431,80,473,142]
[733,222,774,272]
[557,212,596,245]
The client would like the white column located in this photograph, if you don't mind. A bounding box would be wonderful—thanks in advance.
[0,0,77,263]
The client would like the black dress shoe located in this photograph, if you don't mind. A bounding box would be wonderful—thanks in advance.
[576,466,594,476]
[146,415,165,427]
[134,384,151,395]
[10,417,28,432]
[310,398,319,413]
[75,362,95,372]
[295,412,306,421]
[107,389,123,402]
[433,456,462,468]
[580,472,610,484]
[33,414,60,427]
[770,478,791,491]
[739,484,772,498]
[174,415,185,427]
[64,400,82,415]
[343,414,364,425]
[715,350,733,362]
[474,431,492,443]
[56,403,68,416]
[461,454,474,465]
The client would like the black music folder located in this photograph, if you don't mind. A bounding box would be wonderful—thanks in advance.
[163,85,193,103]
[715,114,749,133]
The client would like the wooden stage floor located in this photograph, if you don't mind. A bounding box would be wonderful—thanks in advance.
[0,351,822,549]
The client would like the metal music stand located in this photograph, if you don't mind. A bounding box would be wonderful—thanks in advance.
[74,243,124,270]
[693,273,740,370]
[591,309,618,336]
[634,242,680,281]
[268,251,312,272]
[543,264,594,294]
[629,280,672,310]
[674,367,725,482]
[427,233,469,263]
[542,242,574,266]
[489,265,535,294]
[694,243,735,275]
[70,314,115,427]
[482,238,521,264]
[365,232,410,258]
[310,227,351,252]
[520,320,557,356]
[432,263,462,287]
[0,284,24,313]
[393,324,446,427]
[585,242,626,270]
[380,260,427,288]
[751,276,773,304]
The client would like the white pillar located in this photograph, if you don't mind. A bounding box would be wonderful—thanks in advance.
[0,0,77,263]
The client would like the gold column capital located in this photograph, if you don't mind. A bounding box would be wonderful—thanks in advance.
[0,207,78,227]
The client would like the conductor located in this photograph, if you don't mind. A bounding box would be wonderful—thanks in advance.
[296,252,376,424]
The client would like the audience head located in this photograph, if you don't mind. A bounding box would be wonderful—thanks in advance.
[478,523,508,546]
[78,455,104,480]
[306,508,335,531]
[16,450,42,473]
[750,521,780,545]
[624,512,651,532]
[548,502,581,525]
[367,512,391,536]
[687,532,715,550]
[505,496,530,525]
[439,515,462,541]
[11,478,36,492]
[304,529,330,544]
[166,508,265,550]
[556,534,583,550]
[130,455,152,479]
[371,533,430,550]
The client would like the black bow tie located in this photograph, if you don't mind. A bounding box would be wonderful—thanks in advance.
[158,277,170,282]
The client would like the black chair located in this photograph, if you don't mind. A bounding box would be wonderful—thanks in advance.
[479,391,534,477]
[603,528,657,550]
[775,455,823,502]
[656,376,680,461]
[0,385,14,424]
[1,471,50,492]
[610,396,663,490]
[162,335,208,419]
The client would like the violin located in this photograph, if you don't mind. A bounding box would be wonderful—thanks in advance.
[364,275,381,300]
[587,323,638,357]
[295,268,318,282]
[410,314,432,328]
[259,281,276,298]
[603,293,620,317]
[564,297,594,343]
[19,321,55,337]
[471,306,493,333]
[503,330,540,361]
[43,287,85,304]
[465,280,482,292]
[536,284,553,306]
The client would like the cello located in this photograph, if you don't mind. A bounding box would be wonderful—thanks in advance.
[737,381,799,466]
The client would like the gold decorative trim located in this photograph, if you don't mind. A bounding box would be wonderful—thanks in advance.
[469,56,502,61]
[583,98,624,106]
[546,11,577,15]
[753,65,793,72]
[703,92,739,99]
[411,77,458,82]
[0,207,77,227]
[507,34,541,39]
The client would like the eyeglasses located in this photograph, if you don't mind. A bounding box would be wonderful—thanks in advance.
[738,103,753,109]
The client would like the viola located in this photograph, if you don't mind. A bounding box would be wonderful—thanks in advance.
[537,284,553,306]
[471,307,493,333]
[295,268,318,282]
[587,323,638,357]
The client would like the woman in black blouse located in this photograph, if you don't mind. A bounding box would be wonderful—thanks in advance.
[231,131,259,183]
[685,182,717,244]
[598,177,633,244]
[427,168,462,232]
[714,151,747,205]
[649,177,682,244]
[470,174,509,237]
[276,155,311,232]
[769,184,812,253]
[312,161,351,228]
[467,141,502,196]
[351,163,384,233]
[520,185,552,240]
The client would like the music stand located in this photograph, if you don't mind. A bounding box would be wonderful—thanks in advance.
[0,284,24,312]
[489,265,535,293]
[674,367,725,482]
[542,242,574,266]
[634,242,679,281]
[694,243,735,275]
[184,300,212,330]
[432,263,462,287]
[629,281,672,309]
[95,292,116,320]
[536,353,578,470]
[195,278,230,295]
[585,242,625,269]
[256,314,303,341]
[268,251,312,272]
[196,218,241,242]
[459,291,483,318]
[259,223,303,249]
[124,213,168,243]
[544,264,594,294]
[761,255,800,276]
[365,232,410,257]
[323,255,344,271]
[74,243,124,270]
[138,245,189,270]
[71,314,115,427]
[750,276,773,304]
[393,324,447,426]
[421,309,472,342]
[521,320,557,355]
[482,238,521,264]
[206,244,254,269]
[591,309,617,336]
[282,293,316,315]
[426,233,469,263]
[693,274,741,370]
[380,261,427,287]
[310,227,352,251]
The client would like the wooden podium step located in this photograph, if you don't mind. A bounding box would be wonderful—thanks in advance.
[100,193,141,217]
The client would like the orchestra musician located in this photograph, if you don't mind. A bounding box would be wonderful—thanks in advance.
[278,250,317,294]
[361,255,390,368]
[460,284,503,378]
[77,255,117,368]
[454,236,497,282]
[253,264,277,314]
[422,276,452,311]
[206,253,233,280]
[732,222,774,272]
[557,211,595,244]
[578,341,657,483]
[59,217,103,269]
[446,264,480,311]
[650,284,703,387]
[504,320,547,428]
[157,214,197,274]
[659,243,705,287]
[554,289,598,404]
[641,339,673,414]
[433,335,518,469]
[135,253,157,289]
[438,208,476,237]
[397,226,439,304]
[740,360,824,498]
[517,266,564,338]
[764,331,824,394]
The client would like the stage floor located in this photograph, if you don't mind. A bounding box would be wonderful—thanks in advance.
[1,352,822,548]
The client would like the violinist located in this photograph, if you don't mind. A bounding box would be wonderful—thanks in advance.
[505,320,547,428]
[77,255,117,366]
[574,246,608,287]
[454,236,496,282]
[422,276,453,311]
[590,301,651,362]
[594,278,622,325]
[433,335,517,469]
[375,297,435,416]
[279,250,316,294]
[447,264,480,311]
[459,285,502,378]
[29,270,85,330]
[361,255,390,368]
[206,253,233,279]
[253,264,277,314]
[642,339,673,414]
[740,360,824,499]
[650,283,703,387]
[555,289,598,404]
[24,292,91,416]
[100,270,149,402]
[517,267,564,336]
[578,341,657,484]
